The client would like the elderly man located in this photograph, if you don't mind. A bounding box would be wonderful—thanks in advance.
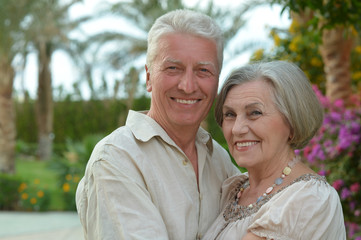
[76,9,239,240]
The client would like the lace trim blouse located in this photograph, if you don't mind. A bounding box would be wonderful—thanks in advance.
[202,173,347,240]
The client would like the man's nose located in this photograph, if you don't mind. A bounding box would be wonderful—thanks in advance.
[178,69,198,93]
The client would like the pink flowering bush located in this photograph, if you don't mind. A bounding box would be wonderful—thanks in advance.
[297,86,361,240]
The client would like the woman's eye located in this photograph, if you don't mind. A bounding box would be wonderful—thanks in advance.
[223,111,235,118]
[251,110,262,116]
[248,110,262,119]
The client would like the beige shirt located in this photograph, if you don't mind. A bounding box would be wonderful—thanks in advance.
[76,110,240,240]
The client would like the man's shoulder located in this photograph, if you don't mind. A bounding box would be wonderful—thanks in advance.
[210,139,229,157]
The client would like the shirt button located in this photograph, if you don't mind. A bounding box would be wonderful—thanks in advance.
[182,160,188,166]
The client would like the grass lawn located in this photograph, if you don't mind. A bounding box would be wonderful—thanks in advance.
[15,158,66,211]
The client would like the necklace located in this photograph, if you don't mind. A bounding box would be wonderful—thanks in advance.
[236,156,300,208]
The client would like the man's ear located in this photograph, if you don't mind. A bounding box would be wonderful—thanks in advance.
[145,65,152,92]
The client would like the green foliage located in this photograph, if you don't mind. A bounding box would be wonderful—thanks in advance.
[17,179,51,211]
[270,0,361,31]
[15,158,64,210]
[132,95,151,112]
[15,96,151,144]
[48,134,103,211]
[0,174,22,210]
[249,15,361,94]
[205,103,225,144]
[0,173,51,211]
[0,0,33,57]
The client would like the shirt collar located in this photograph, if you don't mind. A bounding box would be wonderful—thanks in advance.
[126,110,213,154]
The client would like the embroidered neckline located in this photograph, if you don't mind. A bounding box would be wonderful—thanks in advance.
[235,156,300,208]
[223,173,327,222]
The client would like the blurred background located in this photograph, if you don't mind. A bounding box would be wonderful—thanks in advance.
[0,0,360,239]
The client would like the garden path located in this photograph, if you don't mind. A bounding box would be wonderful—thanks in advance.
[0,211,83,240]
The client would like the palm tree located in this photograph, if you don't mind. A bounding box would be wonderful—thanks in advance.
[0,0,34,173]
[319,25,354,103]
[25,0,91,160]
[269,0,361,104]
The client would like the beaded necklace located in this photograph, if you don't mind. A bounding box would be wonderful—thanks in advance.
[236,156,300,208]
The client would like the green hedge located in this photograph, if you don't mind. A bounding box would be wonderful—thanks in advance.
[15,96,151,144]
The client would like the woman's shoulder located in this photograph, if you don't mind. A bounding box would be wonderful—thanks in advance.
[220,173,249,209]
[249,173,346,239]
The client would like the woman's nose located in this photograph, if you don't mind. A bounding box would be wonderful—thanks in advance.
[232,117,249,135]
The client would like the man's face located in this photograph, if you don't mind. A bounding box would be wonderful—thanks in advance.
[146,33,219,130]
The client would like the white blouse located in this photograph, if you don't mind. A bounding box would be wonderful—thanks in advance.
[202,173,346,240]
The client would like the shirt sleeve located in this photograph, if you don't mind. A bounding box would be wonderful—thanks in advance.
[248,179,346,240]
[77,148,169,240]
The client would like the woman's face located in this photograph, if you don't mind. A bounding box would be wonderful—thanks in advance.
[221,80,292,169]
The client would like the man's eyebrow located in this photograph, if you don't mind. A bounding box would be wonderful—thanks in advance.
[162,59,217,72]
[198,61,216,69]
[163,58,181,64]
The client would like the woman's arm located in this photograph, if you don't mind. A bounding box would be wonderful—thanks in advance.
[242,232,266,240]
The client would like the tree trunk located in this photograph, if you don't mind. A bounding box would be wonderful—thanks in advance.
[0,56,16,174]
[319,27,353,104]
[36,41,53,160]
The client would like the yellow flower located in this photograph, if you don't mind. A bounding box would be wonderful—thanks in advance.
[65,174,72,181]
[37,191,44,198]
[352,71,361,80]
[253,49,264,60]
[290,35,303,52]
[73,175,80,183]
[34,179,40,185]
[289,19,299,34]
[355,46,361,54]
[30,198,37,205]
[18,183,27,192]
[63,183,70,193]
[317,75,325,82]
[304,71,310,79]
[310,57,322,67]
[350,26,358,37]
[21,193,29,200]
[273,34,281,47]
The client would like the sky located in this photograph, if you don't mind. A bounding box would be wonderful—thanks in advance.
[13,0,291,100]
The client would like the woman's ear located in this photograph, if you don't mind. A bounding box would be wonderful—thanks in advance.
[145,65,152,92]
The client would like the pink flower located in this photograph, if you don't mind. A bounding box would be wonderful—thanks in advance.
[341,188,351,200]
[318,170,326,176]
[350,182,360,193]
[333,99,344,109]
[355,210,360,217]
[332,179,344,191]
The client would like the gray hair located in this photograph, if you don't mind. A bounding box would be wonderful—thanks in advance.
[146,9,224,73]
[215,61,324,150]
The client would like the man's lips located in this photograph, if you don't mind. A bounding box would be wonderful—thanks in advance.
[172,98,200,104]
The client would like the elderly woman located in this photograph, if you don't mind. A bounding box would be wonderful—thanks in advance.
[203,61,346,240]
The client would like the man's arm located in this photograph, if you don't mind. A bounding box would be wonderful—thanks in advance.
[77,158,169,240]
